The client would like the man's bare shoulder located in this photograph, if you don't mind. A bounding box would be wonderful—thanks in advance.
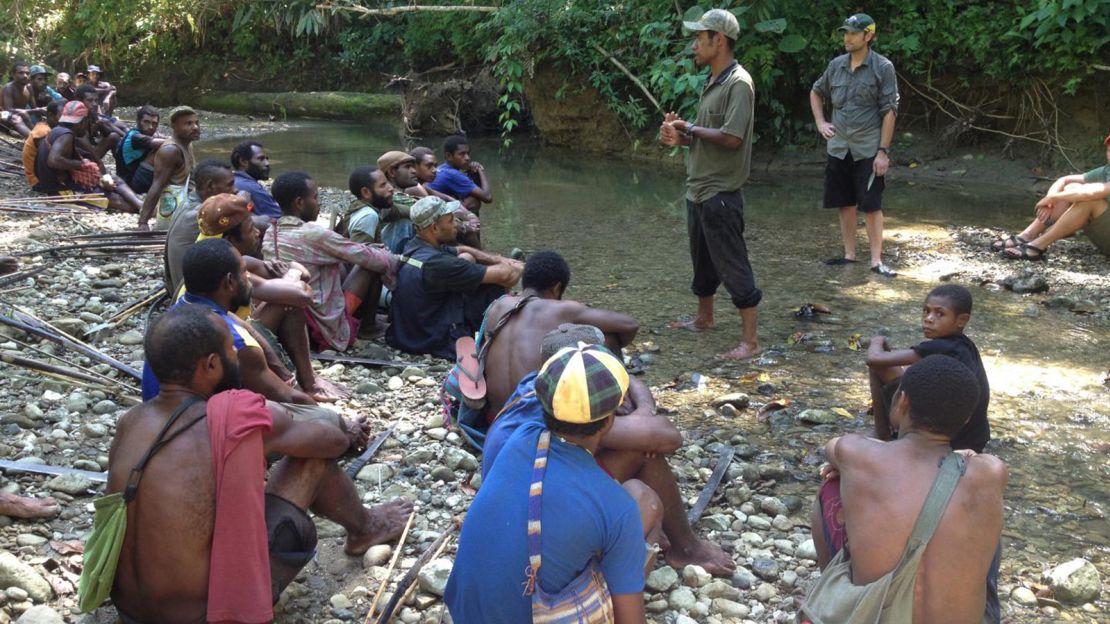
[963,452,1008,488]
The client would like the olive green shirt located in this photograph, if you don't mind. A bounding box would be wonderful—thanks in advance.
[686,61,755,203]
[812,49,899,160]
[1082,164,1110,184]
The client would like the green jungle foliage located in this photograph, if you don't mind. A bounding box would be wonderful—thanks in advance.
[3,0,1107,144]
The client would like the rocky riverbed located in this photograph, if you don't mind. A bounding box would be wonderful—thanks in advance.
[0,127,1106,624]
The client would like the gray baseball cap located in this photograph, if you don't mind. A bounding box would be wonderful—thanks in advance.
[411,196,462,229]
[683,8,740,41]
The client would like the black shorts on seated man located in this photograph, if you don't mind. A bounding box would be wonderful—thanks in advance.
[386,196,523,360]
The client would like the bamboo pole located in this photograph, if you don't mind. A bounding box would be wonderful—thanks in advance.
[364,511,416,623]
[375,519,460,624]
[0,351,124,387]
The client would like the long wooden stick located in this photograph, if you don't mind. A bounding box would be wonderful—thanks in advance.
[591,43,662,112]
[365,511,417,623]
[376,519,461,624]
[0,313,142,380]
[0,265,47,288]
[320,3,498,17]
[65,230,166,241]
[14,239,165,256]
[0,193,105,203]
[390,537,453,622]
[8,335,138,392]
[0,351,125,387]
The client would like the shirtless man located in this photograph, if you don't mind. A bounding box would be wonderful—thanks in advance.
[477,253,735,577]
[85,65,117,116]
[801,355,1006,623]
[138,106,199,230]
[1,62,36,137]
[109,304,411,622]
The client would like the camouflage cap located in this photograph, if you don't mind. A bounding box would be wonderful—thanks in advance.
[838,13,876,33]
[29,65,49,77]
[683,8,739,41]
[198,193,252,237]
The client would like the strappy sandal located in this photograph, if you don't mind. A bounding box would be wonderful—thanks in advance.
[1003,242,1047,261]
[989,235,1027,253]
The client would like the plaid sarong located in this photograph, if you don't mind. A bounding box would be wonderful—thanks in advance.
[524,431,615,624]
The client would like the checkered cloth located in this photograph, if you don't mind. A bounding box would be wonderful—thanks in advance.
[69,159,102,191]
[523,431,615,623]
[535,343,629,424]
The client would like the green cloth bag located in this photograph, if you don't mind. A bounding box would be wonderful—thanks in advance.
[77,492,128,612]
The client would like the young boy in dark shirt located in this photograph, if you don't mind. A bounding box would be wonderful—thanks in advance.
[865,284,991,451]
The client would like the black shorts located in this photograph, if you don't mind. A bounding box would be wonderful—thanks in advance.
[128,162,155,194]
[265,493,318,603]
[823,152,885,213]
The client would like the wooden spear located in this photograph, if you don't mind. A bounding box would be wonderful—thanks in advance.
[375,519,461,624]
[0,313,141,380]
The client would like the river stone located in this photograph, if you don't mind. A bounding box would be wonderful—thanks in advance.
[1003,274,1049,294]
[645,566,678,592]
[443,447,478,472]
[752,557,780,581]
[430,466,455,482]
[44,474,94,495]
[713,393,750,409]
[700,514,731,532]
[0,552,52,603]
[417,558,453,596]
[796,539,818,561]
[14,535,46,548]
[702,580,740,600]
[1044,558,1101,603]
[6,587,28,601]
[672,616,697,624]
[711,598,749,618]
[772,514,794,531]
[117,330,144,346]
[403,450,435,466]
[354,382,383,395]
[362,545,392,568]
[65,393,89,412]
[732,568,756,589]
[49,318,85,338]
[797,409,837,425]
[82,423,108,438]
[22,404,43,421]
[355,464,394,483]
[387,376,404,391]
[15,606,63,624]
[753,581,777,602]
[760,497,788,516]
[92,400,117,415]
[1010,586,1038,605]
[681,564,711,588]
[667,586,697,611]
[329,593,352,609]
[400,366,425,379]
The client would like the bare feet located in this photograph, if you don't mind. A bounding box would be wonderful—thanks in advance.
[665,539,736,577]
[0,492,61,519]
[668,318,714,332]
[344,498,414,556]
[306,377,350,402]
[719,342,761,360]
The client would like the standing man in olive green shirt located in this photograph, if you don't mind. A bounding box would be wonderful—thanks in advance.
[660,8,761,361]
[810,13,900,277]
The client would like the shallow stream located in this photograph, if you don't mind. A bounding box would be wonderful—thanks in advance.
[198,121,1108,588]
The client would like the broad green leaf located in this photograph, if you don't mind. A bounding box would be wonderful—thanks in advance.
[778,34,807,53]
[729,6,751,17]
[754,18,787,34]
[683,6,706,24]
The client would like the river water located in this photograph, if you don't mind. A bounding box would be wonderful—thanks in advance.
[198,121,1108,592]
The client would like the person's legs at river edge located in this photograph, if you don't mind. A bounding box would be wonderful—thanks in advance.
[669,191,761,360]
[1002,198,1109,260]
[823,151,896,276]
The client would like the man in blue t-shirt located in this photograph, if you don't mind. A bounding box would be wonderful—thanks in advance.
[993,131,1110,259]
[426,135,492,215]
[446,344,656,623]
[231,140,282,220]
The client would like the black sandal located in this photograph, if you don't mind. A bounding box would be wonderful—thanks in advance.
[989,235,1027,253]
[1003,242,1047,261]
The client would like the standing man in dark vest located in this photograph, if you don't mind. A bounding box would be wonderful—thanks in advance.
[810,13,900,277]
[659,8,762,361]
[387,196,521,360]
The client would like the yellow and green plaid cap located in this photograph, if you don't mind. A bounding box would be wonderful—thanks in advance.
[535,343,630,424]
[838,13,876,33]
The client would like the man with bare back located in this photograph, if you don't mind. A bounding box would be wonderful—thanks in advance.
[1,62,37,137]
[107,304,411,623]
[799,354,1006,623]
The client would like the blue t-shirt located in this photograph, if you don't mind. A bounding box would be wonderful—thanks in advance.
[426,163,477,200]
[234,171,282,219]
[140,293,249,400]
[444,420,644,623]
[481,371,542,480]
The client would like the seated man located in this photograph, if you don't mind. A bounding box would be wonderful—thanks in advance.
[113,105,165,194]
[482,324,735,577]
[1,62,36,137]
[100,304,411,622]
[264,171,398,351]
[29,65,64,109]
[427,134,493,215]
[22,100,61,187]
[336,165,394,246]
[992,131,1110,259]
[164,160,235,294]
[142,238,323,410]
[32,101,135,211]
[231,140,282,220]
[446,343,657,624]
[55,72,74,101]
[138,106,198,230]
[85,64,117,116]
[801,355,1006,624]
[407,146,450,200]
[386,196,522,359]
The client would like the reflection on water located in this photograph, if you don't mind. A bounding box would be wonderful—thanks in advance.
[198,121,1107,567]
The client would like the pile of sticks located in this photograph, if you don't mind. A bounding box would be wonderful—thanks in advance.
[0,302,141,400]
[0,194,101,215]
[14,229,167,257]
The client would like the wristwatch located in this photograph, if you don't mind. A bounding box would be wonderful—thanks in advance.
[877,146,890,154]
[685,125,697,138]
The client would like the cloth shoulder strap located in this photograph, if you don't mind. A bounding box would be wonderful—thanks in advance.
[122,396,205,502]
[522,430,552,597]
[399,254,424,270]
[901,452,967,554]
[477,295,535,368]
